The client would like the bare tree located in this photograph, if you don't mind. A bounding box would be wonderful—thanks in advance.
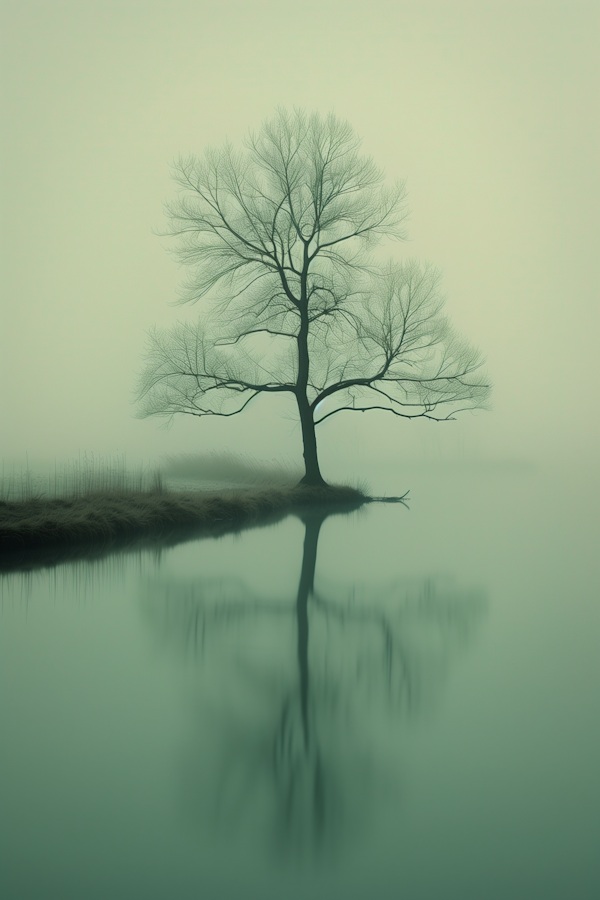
[137,109,491,485]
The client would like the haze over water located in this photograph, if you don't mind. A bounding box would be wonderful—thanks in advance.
[2,461,598,899]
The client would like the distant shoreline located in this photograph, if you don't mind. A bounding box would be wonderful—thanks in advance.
[0,484,368,571]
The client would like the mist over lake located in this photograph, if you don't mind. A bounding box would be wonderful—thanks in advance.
[2,461,598,899]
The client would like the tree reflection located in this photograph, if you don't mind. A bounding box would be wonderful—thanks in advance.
[142,506,485,859]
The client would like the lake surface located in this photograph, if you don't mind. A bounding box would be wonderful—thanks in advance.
[1,463,599,900]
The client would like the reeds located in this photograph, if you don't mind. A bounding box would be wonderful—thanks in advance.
[0,453,162,502]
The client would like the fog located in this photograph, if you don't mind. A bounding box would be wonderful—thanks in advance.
[1,0,598,474]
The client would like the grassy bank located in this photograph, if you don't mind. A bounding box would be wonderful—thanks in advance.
[0,483,367,562]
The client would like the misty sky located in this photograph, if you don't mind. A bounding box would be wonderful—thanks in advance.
[1,0,598,471]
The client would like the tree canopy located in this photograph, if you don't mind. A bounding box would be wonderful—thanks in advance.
[137,109,491,484]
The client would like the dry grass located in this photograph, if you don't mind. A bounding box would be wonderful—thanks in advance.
[0,483,367,559]
[0,454,370,571]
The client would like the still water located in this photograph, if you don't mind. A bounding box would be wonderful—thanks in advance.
[1,463,598,899]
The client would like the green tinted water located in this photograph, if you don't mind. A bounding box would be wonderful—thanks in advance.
[1,464,598,899]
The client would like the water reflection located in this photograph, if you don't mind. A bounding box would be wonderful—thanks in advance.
[142,507,486,860]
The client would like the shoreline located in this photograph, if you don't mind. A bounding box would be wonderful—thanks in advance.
[0,483,369,571]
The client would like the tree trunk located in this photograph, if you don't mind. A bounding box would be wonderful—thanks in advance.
[297,396,327,486]
[296,260,327,486]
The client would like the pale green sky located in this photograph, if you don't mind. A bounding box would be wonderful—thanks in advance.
[1,0,598,469]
